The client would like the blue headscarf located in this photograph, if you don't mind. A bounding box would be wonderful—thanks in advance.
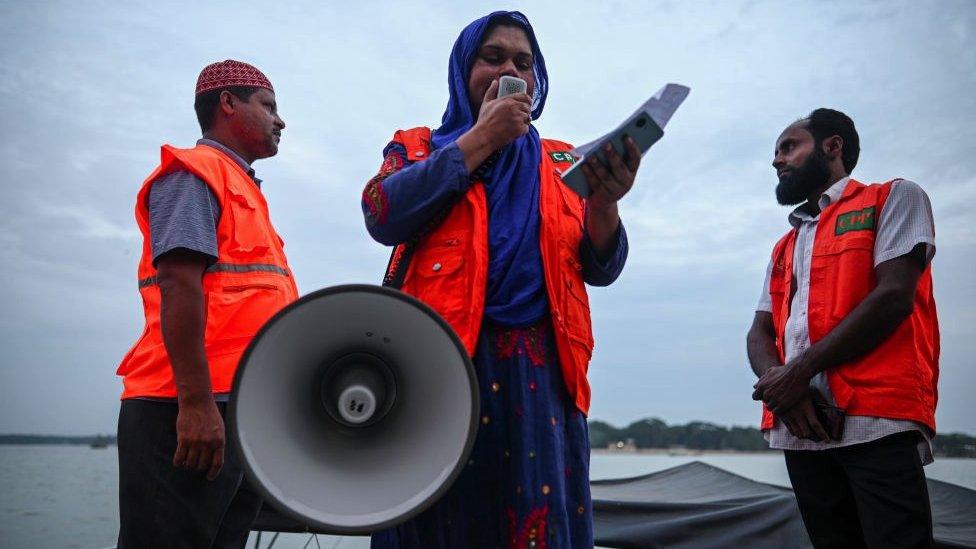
[431,11,548,148]
[432,11,552,326]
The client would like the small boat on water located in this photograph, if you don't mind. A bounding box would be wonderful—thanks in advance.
[89,436,110,449]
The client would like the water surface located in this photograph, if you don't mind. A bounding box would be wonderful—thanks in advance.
[1,446,971,548]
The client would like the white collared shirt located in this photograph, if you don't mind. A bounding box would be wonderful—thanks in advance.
[756,177,936,459]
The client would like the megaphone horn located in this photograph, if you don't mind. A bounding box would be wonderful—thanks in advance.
[229,284,479,534]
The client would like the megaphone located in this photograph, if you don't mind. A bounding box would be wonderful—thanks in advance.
[229,284,479,534]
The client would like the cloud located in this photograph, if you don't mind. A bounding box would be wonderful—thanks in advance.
[1,0,974,435]
[37,204,140,242]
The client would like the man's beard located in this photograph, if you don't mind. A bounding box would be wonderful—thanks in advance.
[775,147,831,205]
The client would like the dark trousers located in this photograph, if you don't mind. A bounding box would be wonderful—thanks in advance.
[784,431,933,549]
[117,399,262,549]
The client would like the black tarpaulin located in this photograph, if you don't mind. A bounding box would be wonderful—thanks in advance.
[251,460,976,548]
[928,477,976,548]
[590,461,976,549]
[591,461,809,548]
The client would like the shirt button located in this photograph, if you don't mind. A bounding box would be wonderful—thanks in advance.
[432,262,442,272]
[415,151,424,158]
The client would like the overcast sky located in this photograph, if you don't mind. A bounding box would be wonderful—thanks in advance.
[1,0,973,436]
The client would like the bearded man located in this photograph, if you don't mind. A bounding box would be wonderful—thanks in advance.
[747,108,939,548]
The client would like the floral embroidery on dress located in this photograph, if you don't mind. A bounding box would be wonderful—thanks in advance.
[493,324,548,366]
[372,318,593,547]
[363,151,404,226]
[508,505,549,549]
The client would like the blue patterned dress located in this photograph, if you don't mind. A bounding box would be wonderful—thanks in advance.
[371,319,593,548]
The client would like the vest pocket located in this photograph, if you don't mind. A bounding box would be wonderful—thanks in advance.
[812,235,876,321]
[768,272,789,321]
[554,170,585,223]
[559,251,594,348]
[205,282,289,342]
[407,233,468,325]
[413,254,464,278]
[412,232,465,273]
[223,283,279,292]
[768,273,788,295]
[226,191,271,257]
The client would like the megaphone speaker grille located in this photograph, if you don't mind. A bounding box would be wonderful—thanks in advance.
[229,284,479,534]
[337,385,377,425]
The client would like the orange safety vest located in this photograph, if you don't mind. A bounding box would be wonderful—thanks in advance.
[117,144,299,399]
[384,127,596,414]
[762,179,939,431]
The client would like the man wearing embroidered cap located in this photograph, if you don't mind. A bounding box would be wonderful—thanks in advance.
[116,60,297,547]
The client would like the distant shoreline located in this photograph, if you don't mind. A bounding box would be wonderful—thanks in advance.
[590,448,976,459]
[2,437,973,460]
[592,448,776,456]
[0,435,114,446]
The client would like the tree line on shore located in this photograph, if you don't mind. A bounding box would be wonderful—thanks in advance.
[2,421,974,458]
[0,434,114,446]
[589,418,976,458]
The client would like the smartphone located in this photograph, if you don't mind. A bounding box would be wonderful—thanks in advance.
[560,114,665,198]
[498,75,527,98]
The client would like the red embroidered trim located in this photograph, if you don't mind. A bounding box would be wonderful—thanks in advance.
[507,505,549,549]
[383,245,407,286]
[362,152,403,225]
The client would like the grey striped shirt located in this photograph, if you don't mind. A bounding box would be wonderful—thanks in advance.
[147,138,260,266]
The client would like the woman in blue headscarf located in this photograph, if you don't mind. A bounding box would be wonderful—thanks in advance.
[362,11,641,548]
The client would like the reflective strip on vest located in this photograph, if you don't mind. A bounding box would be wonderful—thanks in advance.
[206,262,290,276]
[138,262,290,288]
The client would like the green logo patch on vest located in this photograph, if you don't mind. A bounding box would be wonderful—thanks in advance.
[549,151,577,164]
[835,206,876,235]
